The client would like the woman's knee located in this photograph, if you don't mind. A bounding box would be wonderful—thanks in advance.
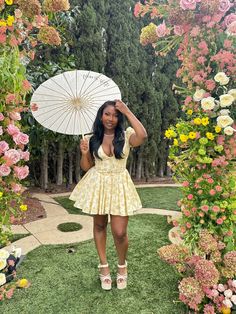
[112,230,127,242]
[93,216,108,232]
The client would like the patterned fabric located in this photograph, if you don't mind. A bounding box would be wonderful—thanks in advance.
[69,127,142,216]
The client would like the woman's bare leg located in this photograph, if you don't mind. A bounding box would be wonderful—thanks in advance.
[110,215,129,276]
[93,215,110,277]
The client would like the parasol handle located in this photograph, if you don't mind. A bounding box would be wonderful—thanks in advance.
[82,133,84,140]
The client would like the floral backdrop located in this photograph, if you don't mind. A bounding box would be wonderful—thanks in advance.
[0,0,70,245]
[135,0,236,313]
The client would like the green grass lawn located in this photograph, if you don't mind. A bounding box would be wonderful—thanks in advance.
[55,187,182,214]
[0,214,186,314]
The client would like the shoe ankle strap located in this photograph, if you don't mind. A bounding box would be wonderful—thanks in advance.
[118,260,127,268]
[98,263,109,269]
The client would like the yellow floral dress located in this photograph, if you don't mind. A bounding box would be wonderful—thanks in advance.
[69,127,142,216]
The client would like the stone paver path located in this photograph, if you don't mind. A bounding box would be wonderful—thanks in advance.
[3,184,182,254]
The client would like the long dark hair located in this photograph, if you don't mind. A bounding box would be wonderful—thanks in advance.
[89,101,125,159]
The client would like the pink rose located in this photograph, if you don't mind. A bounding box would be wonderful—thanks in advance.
[13,132,29,145]
[227,21,236,36]
[9,111,21,121]
[19,150,30,161]
[30,103,39,112]
[0,164,11,176]
[22,79,31,91]
[218,284,226,292]
[216,218,223,225]
[209,189,216,196]
[7,124,20,136]
[156,21,169,37]
[218,0,232,13]
[198,190,203,195]
[180,0,199,11]
[0,141,9,154]
[212,206,220,212]
[5,93,16,104]
[224,13,236,27]
[14,165,29,180]
[4,149,21,165]
[201,205,209,212]
[0,113,4,121]
[182,181,189,187]
[174,25,184,36]
[187,194,193,200]
[11,182,22,193]
[186,222,191,229]
[215,185,222,192]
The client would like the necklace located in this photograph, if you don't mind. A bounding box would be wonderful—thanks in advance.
[104,133,114,137]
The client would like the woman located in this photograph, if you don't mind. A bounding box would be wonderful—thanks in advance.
[70,100,147,290]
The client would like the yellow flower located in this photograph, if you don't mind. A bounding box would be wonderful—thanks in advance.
[193,117,201,125]
[175,123,181,128]
[0,192,3,198]
[206,132,215,140]
[187,109,193,115]
[180,134,188,143]
[7,15,15,26]
[215,126,222,133]
[201,117,209,126]
[5,0,13,5]
[173,139,179,146]
[17,278,29,288]
[189,132,197,139]
[20,204,28,211]
[165,129,176,138]
[0,20,7,27]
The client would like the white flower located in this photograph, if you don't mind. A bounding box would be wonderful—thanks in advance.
[232,280,236,288]
[228,89,236,100]
[224,289,233,298]
[218,284,226,292]
[220,109,230,115]
[214,72,229,85]
[0,259,6,271]
[193,89,206,101]
[201,97,215,110]
[231,295,236,305]
[220,94,234,107]
[224,126,235,136]
[217,115,234,128]
[12,247,22,259]
[0,249,9,260]
[223,299,233,308]
[0,273,6,286]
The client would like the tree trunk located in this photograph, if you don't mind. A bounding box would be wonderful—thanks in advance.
[158,162,164,177]
[56,142,64,185]
[40,139,48,190]
[68,150,73,185]
[75,145,81,183]
[136,153,143,180]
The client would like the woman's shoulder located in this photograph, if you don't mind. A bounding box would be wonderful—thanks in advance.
[125,127,135,139]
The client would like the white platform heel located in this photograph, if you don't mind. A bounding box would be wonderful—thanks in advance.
[98,263,112,290]
[117,260,128,289]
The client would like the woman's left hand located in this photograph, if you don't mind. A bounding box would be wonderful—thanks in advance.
[115,100,130,115]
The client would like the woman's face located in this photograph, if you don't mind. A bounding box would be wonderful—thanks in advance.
[101,105,118,131]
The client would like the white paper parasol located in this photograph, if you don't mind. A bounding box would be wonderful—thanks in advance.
[30,70,121,135]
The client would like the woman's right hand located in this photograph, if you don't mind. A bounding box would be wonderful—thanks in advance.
[80,138,89,155]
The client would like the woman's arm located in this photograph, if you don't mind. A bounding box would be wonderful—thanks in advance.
[80,138,94,171]
[115,100,147,147]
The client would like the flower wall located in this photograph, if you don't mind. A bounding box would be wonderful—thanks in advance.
[135,0,236,312]
[0,0,70,245]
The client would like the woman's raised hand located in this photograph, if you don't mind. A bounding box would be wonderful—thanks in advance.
[115,100,130,115]
[80,138,89,155]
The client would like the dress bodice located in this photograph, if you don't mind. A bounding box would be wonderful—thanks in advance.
[89,127,134,174]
